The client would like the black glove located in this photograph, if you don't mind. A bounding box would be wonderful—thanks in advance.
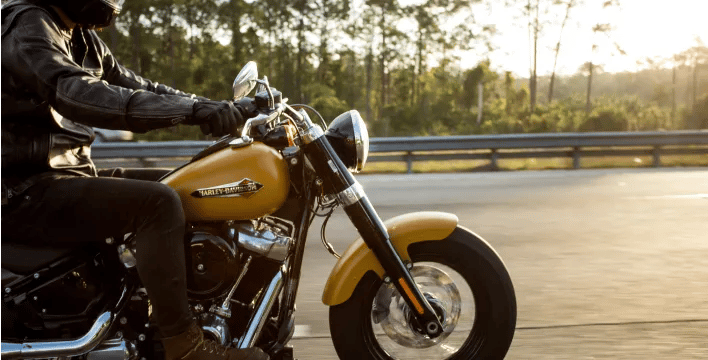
[235,97,258,118]
[190,100,244,137]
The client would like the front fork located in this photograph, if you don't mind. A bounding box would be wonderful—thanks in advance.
[298,116,444,338]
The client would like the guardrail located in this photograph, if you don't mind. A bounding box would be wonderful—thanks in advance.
[92,130,708,173]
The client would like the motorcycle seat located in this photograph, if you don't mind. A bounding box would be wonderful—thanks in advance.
[1,242,76,275]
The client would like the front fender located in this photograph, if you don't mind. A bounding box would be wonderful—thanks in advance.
[322,211,458,306]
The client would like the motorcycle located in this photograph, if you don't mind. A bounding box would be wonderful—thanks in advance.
[1,62,516,360]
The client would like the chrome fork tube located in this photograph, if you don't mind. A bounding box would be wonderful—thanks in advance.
[1,311,113,360]
[235,266,285,349]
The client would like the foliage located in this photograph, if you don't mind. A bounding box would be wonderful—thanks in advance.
[685,94,708,129]
[90,0,707,141]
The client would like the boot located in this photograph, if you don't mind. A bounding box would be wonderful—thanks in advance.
[162,322,270,360]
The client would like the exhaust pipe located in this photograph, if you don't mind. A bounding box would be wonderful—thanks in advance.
[1,311,113,359]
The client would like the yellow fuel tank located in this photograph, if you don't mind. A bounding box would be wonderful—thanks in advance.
[161,142,289,222]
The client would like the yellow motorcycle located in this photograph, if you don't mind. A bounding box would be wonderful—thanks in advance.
[1,62,516,360]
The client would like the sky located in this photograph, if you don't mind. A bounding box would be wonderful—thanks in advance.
[454,0,708,76]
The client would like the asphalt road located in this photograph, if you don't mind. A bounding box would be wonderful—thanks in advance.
[287,168,708,359]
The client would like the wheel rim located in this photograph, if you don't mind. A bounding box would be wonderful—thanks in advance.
[370,263,474,359]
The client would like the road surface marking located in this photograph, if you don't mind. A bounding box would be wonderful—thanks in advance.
[293,325,311,338]
[625,194,708,200]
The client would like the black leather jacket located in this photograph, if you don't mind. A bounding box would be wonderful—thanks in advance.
[1,0,200,203]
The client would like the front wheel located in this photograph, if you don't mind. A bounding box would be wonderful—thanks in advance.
[329,227,516,360]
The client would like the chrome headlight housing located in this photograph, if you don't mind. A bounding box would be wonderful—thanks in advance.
[324,110,369,172]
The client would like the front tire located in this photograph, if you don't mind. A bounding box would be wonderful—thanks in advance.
[329,227,516,360]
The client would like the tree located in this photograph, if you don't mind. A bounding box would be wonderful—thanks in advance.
[528,0,540,112]
[312,0,351,85]
[219,0,248,68]
[580,59,604,115]
[583,0,623,115]
[548,0,577,102]
[115,0,153,73]
[346,6,379,123]
[678,45,708,108]
[365,0,404,109]
[463,61,496,125]
[404,0,473,104]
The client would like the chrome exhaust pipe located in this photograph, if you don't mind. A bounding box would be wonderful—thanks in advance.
[1,311,113,359]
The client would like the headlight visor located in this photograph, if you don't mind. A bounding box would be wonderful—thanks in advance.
[324,110,369,172]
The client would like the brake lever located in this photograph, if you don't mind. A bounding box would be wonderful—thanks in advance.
[239,104,285,138]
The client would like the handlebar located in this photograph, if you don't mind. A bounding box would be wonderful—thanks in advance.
[240,103,285,138]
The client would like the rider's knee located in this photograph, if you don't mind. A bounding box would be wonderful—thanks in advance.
[144,184,185,224]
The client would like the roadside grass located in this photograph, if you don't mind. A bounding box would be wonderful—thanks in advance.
[361,155,708,174]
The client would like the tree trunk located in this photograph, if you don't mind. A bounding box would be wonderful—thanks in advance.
[585,62,594,115]
[186,7,194,61]
[366,44,373,124]
[476,81,483,125]
[281,40,293,97]
[130,19,141,73]
[414,33,422,105]
[380,4,387,108]
[318,0,330,84]
[671,65,676,124]
[529,0,539,112]
[692,58,698,109]
[230,0,243,67]
[296,17,305,103]
[110,24,118,51]
[268,27,274,79]
[548,0,573,102]
[169,29,176,88]
[318,35,329,83]
[548,72,557,104]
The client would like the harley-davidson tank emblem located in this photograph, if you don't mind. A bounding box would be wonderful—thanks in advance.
[191,179,264,199]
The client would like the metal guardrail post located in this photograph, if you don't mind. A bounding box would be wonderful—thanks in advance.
[405,152,413,174]
[572,147,581,169]
[490,149,499,171]
[652,146,661,167]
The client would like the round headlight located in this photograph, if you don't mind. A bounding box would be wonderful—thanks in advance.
[325,110,370,172]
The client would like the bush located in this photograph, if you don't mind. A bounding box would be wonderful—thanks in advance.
[685,94,708,129]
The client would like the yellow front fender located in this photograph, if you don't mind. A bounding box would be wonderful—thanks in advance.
[322,211,459,306]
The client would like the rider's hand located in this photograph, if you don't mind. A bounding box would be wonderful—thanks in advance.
[234,97,258,118]
[190,100,244,137]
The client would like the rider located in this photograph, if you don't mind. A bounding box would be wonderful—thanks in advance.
[1,0,268,359]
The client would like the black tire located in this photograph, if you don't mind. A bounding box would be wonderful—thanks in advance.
[329,227,516,360]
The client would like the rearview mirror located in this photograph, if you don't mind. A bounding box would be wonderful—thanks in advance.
[233,61,258,100]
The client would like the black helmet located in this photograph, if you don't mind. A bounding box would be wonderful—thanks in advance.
[55,0,124,28]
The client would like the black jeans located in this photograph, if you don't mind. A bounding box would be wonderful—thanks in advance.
[1,168,192,337]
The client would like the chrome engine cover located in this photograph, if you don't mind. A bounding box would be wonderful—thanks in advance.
[233,220,293,263]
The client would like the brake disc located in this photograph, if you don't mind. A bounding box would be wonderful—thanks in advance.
[372,264,462,349]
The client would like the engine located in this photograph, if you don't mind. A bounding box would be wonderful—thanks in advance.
[185,218,295,302]
[186,228,241,301]
[184,219,294,345]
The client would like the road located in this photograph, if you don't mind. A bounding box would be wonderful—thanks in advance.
[286,168,708,359]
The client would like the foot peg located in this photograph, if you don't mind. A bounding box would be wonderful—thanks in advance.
[270,346,294,360]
